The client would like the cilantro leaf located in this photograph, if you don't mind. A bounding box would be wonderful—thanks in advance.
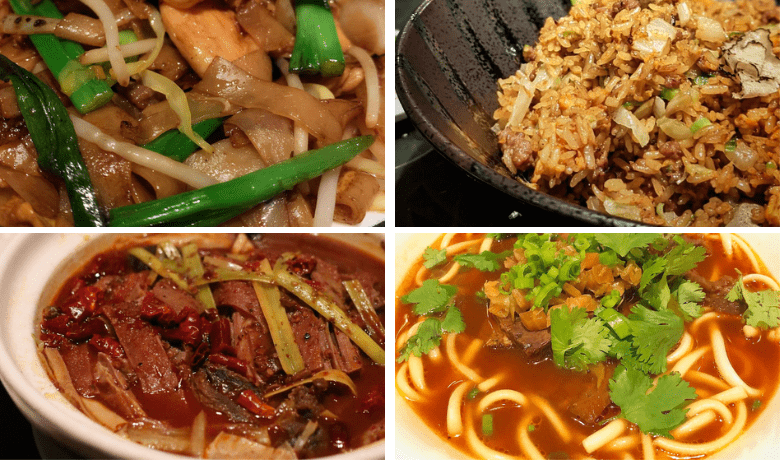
[441,305,466,333]
[422,247,447,269]
[728,274,780,329]
[594,234,663,258]
[663,236,707,276]
[454,250,512,272]
[551,306,612,371]
[401,279,457,315]
[396,318,442,362]
[673,280,705,321]
[610,364,697,438]
[396,306,466,363]
[628,305,684,375]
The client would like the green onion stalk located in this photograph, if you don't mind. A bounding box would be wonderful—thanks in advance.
[9,0,113,113]
[0,55,104,226]
[289,0,345,77]
[109,135,373,226]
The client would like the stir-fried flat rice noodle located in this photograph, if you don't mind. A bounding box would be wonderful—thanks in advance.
[494,0,780,226]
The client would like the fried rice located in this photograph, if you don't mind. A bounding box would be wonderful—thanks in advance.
[494,0,780,226]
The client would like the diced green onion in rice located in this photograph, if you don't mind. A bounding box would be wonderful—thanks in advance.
[690,117,712,133]
[660,87,679,101]
[767,161,777,170]
[725,137,737,152]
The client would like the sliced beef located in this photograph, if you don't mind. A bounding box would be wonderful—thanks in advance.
[331,329,363,374]
[213,281,265,320]
[215,281,281,381]
[311,258,346,307]
[59,342,97,397]
[289,305,331,374]
[95,271,150,304]
[492,315,552,357]
[567,363,616,425]
[687,272,745,315]
[102,301,180,394]
[152,279,203,313]
[93,352,146,419]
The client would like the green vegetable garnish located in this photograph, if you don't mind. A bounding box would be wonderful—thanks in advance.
[551,306,612,371]
[727,273,780,329]
[690,117,712,133]
[9,0,112,113]
[467,387,480,400]
[0,54,104,226]
[482,414,494,436]
[609,364,697,438]
[422,247,447,269]
[725,136,737,152]
[659,87,680,101]
[454,250,512,272]
[596,306,630,338]
[109,135,373,226]
[142,118,225,162]
[289,0,345,77]
[401,279,457,315]
[396,305,465,362]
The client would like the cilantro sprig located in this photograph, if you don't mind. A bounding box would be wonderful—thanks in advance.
[727,272,780,329]
[397,305,465,362]
[609,364,697,438]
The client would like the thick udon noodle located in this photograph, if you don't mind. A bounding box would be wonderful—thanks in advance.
[396,233,780,460]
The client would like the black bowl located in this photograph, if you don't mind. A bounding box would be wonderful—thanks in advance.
[396,0,647,227]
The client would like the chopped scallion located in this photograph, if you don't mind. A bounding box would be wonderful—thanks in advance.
[659,87,679,101]
[690,117,712,133]
[482,414,494,436]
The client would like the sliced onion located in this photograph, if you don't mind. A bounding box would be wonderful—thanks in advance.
[677,2,691,26]
[695,16,727,44]
[657,117,693,140]
[665,88,698,116]
[507,72,534,128]
[613,106,649,146]
[264,369,357,398]
[653,96,666,118]
[684,160,716,183]
[603,198,642,221]
[724,140,758,171]
[647,18,677,42]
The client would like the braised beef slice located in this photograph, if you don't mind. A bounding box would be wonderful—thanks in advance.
[95,271,150,304]
[311,258,346,307]
[288,305,331,374]
[59,342,97,397]
[687,272,744,315]
[489,315,552,357]
[331,329,363,374]
[152,279,203,313]
[215,281,280,380]
[102,301,180,394]
[93,352,146,419]
[567,363,616,425]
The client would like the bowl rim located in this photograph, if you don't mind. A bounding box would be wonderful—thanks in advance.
[395,0,647,227]
[0,233,385,460]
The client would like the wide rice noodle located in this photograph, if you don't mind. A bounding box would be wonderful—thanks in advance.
[195,57,343,144]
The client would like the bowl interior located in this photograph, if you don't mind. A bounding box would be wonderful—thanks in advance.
[0,233,384,460]
[395,233,780,460]
[396,0,644,226]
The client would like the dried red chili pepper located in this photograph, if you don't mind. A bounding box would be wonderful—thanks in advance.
[236,389,276,418]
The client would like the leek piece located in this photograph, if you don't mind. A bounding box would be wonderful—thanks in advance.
[181,243,216,310]
[264,369,357,398]
[344,279,385,343]
[192,268,273,286]
[273,256,384,365]
[253,259,304,375]
[128,247,190,291]
[690,117,712,133]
